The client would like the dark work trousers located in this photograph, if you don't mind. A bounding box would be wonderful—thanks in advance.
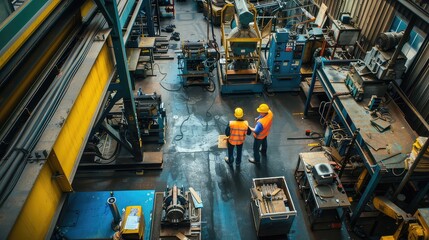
[227,141,244,165]
[253,137,267,162]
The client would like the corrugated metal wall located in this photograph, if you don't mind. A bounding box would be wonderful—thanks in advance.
[312,0,397,53]
[355,0,396,51]
[393,0,429,136]
[311,0,429,135]
[402,36,429,136]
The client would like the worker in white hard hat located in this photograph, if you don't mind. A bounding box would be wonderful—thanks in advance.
[224,107,251,167]
[249,103,274,164]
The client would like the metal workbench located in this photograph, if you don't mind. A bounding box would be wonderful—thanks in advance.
[303,58,428,226]
[295,152,350,230]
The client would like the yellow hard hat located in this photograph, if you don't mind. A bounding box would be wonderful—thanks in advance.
[234,108,244,118]
[257,104,269,113]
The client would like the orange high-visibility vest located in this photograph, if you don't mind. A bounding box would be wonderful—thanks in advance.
[228,120,249,145]
[253,110,273,139]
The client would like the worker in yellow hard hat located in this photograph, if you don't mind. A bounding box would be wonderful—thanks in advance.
[224,107,251,167]
[249,103,274,164]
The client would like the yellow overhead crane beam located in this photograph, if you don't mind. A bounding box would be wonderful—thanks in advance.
[1,1,117,238]
[0,0,61,70]
[10,41,114,239]
[0,12,80,127]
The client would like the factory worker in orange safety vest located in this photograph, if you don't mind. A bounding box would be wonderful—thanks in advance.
[249,104,273,164]
[224,108,252,167]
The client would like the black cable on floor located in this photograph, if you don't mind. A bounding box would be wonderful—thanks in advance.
[93,137,121,164]
[174,93,191,141]
[206,90,217,118]
[204,71,216,93]
[154,63,181,92]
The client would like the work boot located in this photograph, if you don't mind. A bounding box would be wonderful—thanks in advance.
[248,158,259,164]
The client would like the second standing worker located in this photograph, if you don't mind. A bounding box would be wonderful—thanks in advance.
[225,108,252,167]
[249,104,274,164]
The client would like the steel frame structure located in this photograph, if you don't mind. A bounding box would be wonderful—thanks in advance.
[304,58,429,227]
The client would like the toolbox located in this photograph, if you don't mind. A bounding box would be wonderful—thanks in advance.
[250,176,297,237]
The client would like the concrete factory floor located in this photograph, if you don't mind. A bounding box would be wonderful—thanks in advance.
[73,1,358,240]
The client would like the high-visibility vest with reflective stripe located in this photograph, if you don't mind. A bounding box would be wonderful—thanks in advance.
[253,110,273,140]
[228,120,249,145]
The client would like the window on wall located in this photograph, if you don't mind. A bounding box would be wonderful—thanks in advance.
[389,16,425,69]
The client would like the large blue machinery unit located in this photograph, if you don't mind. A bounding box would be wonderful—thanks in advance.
[178,41,217,87]
[267,28,306,92]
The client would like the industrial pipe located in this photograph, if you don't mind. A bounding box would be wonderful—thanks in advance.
[387,16,415,68]
[107,197,121,225]
[234,0,254,29]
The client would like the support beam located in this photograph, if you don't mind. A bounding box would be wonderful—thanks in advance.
[101,120,134,153]
[398,0,429,24]
[393,136,429,199]
[350,166,382,226]
[96,0,143,160]
[409,182,429,213]
[92,0,113,26]
[303,58,322,117]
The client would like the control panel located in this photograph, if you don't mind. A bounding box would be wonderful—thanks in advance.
[268,29,306,77]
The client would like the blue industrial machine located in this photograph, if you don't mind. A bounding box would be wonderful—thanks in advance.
[54,190,154,239]
[267,28,307,92]
[178,41,217,87]
[135,93,166,144]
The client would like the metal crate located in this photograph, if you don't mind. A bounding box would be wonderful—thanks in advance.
[250,176,297,237]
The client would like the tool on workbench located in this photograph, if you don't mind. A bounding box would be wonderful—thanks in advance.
[314,187,326,202]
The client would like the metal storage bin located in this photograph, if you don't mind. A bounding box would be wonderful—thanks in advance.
[250,176,297,237]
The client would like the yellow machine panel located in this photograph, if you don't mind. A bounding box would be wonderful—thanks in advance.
[121,206,145,239]
[410,209,429,240]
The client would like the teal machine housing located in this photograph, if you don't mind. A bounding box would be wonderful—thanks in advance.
[267,29,306,92]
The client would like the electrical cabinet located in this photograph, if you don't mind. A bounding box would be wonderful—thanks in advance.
[267,28,306,92]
